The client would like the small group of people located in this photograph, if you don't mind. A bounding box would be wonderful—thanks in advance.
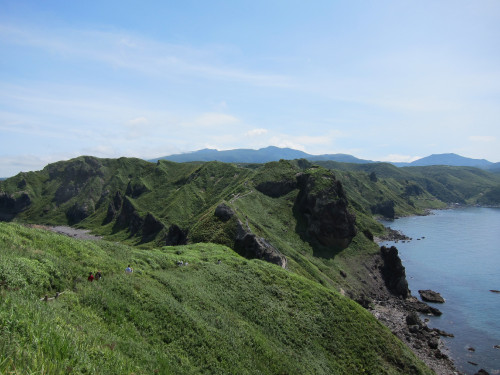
[125,265,134,273]
[88,270,102,282]
[176,260,188,266]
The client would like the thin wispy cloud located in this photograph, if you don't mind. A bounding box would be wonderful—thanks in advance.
[0,23,293,88]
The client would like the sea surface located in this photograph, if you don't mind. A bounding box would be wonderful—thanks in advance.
[380,207,500,374]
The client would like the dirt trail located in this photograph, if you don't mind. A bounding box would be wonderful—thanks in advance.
[48,226,102,240]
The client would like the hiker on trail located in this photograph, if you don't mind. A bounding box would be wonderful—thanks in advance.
[88,272,94,282]
[125,265,133,273]
[95,271,102,281]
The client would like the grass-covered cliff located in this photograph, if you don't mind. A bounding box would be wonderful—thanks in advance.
[1,156,499,373]
[1,156,499,299]
[0,222,432,374]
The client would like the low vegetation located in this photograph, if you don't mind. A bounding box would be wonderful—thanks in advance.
[0,222,432,374]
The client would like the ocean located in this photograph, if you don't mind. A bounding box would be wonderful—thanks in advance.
[380,207,500,374]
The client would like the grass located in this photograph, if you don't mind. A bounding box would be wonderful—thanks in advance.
[0,222,433,374]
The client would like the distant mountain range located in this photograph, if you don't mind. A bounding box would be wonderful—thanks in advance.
[152,146,500,171]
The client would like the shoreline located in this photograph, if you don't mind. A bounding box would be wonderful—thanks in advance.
[362,246,462,375]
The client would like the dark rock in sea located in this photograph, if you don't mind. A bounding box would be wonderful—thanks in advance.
[419,289,445,303]
[431,328,454,337]
[214,203,235,221]
[234,219,287,268]
[380,246,410,299]
[494,344,500,349]
[468,361,478,366]
[165,224,188,246]
[490,289,500,293]
[294,172,357,250]
[474,369,489,375]
[468,347,476,352]
[410,300,442,316]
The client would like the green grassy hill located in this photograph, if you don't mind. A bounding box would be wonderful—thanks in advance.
[0,222,432,374]
[2,156,499,301]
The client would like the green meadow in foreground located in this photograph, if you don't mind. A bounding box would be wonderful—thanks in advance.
[0,222,433,374]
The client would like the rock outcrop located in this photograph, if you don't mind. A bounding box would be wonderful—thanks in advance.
[142,213,165,237]
[294,172,357,250]
[419,290,445,303]
[0,192,31,220]
[116,197,144,234]
[214,203,235,222]
[234,219,287,268]
[165,224,188,246]
[66,200,95,224]
[371,200,395,219]
[380,246,410,298]
[104,191,123,224]
[255,179,297,198]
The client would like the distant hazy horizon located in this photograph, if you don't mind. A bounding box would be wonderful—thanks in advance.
[1,1,500,177]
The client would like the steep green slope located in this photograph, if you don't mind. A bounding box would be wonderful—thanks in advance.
[316,161,500,211]
[2,156,499,303]
[0,222,432,374]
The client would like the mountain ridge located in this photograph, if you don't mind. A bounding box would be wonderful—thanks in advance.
[152,146,499,170]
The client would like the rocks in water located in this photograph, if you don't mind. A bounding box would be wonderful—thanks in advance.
[380,246,410,299]
[419,290,445,303]
[467,346,476,352]
[410,300,442,316]
[474,370,489,375]
[489,289,500,294]
[494,344,500,349]
[431,328,454,337]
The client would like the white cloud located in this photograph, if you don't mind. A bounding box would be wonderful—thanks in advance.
[468,135,496,143]
[0,23,292,88]
[183,112,240,128]
[378,154,422,163]
[245,128,268,137]
[127,117,148,126]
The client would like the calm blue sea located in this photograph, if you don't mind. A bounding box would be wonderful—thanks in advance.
[380,207,500,375]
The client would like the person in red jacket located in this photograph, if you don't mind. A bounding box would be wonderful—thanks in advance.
[88,272,94,282]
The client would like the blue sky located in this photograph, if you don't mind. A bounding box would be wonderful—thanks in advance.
[1,0,500,176]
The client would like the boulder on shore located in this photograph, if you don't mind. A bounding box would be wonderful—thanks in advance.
[418,290,445,303]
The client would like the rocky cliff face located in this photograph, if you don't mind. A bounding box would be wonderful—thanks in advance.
[0,192,31,220]
[214,203,287,268]
[294,171,357,250]
[379,245,410,298]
